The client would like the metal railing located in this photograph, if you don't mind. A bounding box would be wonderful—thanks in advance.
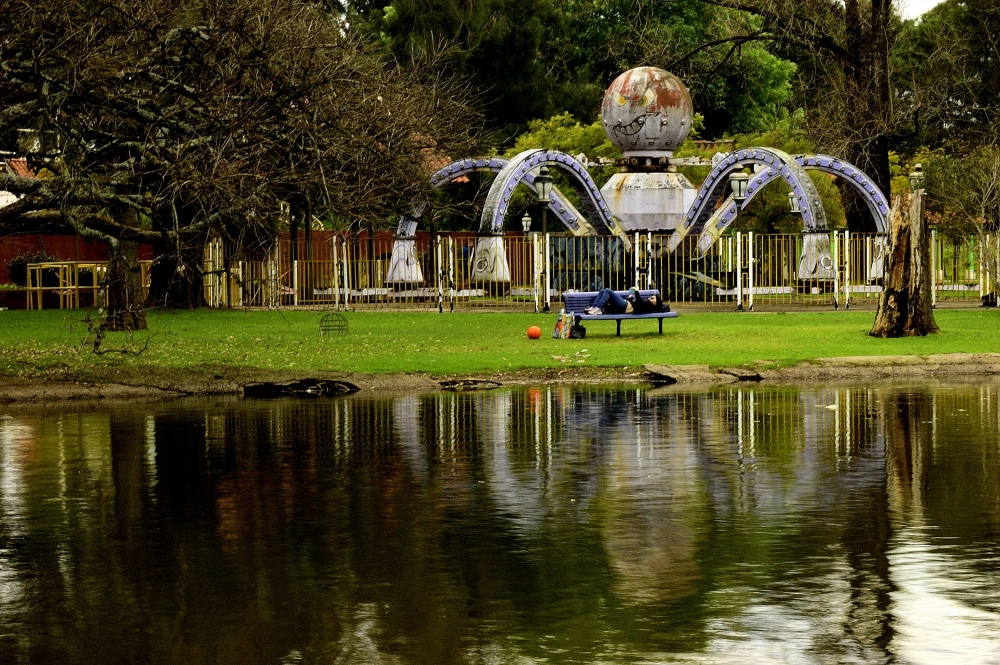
[196,230,999,312]
[25,261,151,310]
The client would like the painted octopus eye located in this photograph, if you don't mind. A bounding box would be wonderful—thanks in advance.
[640,88,655,107]
[616,94,629,106]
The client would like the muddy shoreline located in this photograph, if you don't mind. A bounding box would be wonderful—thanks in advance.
[1,352,998,403]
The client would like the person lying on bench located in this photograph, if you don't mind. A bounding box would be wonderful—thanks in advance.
[584,288,670,315]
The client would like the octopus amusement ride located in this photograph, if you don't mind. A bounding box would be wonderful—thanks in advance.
[386,66,891,294]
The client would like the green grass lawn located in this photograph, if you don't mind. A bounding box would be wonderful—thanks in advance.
[1,308,998,377]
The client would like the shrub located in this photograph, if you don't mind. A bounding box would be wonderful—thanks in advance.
[5,250,56,286]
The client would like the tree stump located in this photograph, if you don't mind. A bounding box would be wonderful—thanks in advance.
[870,190,938,338]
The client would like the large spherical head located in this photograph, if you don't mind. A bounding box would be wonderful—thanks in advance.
[602,67,693,157]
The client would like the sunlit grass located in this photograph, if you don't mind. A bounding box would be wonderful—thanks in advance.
[0,307,998,377]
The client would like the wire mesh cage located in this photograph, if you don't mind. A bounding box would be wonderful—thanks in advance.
[319,312,348,337]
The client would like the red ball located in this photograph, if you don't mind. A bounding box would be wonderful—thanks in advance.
[527,326,542,340]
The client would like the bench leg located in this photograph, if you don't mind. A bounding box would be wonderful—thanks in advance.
[616,320,621,337]
[659,318,663,335]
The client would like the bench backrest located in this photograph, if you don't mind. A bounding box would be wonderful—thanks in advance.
[562,290,660,313]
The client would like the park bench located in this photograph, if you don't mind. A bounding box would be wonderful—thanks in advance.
[562,290,678,336]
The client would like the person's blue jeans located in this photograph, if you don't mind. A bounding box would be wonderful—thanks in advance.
[591,288,628,313]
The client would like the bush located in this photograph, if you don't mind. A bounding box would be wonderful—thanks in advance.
[5,250,56,286]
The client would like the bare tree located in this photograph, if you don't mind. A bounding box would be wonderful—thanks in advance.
[0,0,482,327]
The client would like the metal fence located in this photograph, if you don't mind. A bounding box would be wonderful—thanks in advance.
[24,260,152,310]
[200,230,997,312]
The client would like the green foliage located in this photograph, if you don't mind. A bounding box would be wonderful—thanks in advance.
[894,0,1000,152]
[364,0,558,129]
[924,146,1000,236]
[357,0,798,138]
[697,43,797,136]
[5,249,55,286]
[505,112,616,160]
[543,0,797,136]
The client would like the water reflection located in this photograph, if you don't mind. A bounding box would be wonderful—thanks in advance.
[1,385,1000,663]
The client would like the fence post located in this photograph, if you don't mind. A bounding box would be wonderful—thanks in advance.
[448,236,456,312]
[995,233,1000,307]
[342,238,351,310]
[435,235,443,313]
[544,233,551,312]
[843,230,851,309]
[832,231,840,309]
[979,236,986,300]
[332,237,340,309]
[532,232,540,312]
[930,229,937,308]
[747,231,755,311]
[633,232,640,288]
[292,259,299,306]
[646,232,654,290]
[736,231,743,311]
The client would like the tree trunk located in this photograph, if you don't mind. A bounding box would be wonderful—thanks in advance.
[103,206,147,331]
[870,191,938,337]
[840,0,893,233]
[105,239,148,330]
[146,243,205,309]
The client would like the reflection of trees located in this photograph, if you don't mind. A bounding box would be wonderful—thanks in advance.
[3,385,1000,662]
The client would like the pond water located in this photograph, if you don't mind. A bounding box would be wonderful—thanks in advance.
[2,385,1000,664]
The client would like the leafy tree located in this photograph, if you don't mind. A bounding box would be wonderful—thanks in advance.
[544,0,798,135]
[357,0,798,139]
[924,146,1000,293]
[362,0,557,131]
[893,0,1000,152]
[626,0,901,233]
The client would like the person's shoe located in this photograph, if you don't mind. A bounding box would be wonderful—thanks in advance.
[585,306,602,315]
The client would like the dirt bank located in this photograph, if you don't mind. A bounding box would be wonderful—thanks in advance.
[2,353,999,403]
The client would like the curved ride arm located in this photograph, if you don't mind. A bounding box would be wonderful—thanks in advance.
[480,150,628,242]
[424,156,597,236]
[671,148,827,249]
[684,153,891,254]
[793,154,889,233]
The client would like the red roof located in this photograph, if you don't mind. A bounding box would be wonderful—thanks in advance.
[7,159,36,178]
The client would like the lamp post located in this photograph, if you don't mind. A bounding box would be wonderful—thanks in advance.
[533,166,554,312]
[534,166,554,235]
[521,213,532,233]
[728,170,749,203]
[909,163,924,190]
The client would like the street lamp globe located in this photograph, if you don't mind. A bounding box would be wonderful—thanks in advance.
[788,191,802,214]
[521,213,532,233]
[534,166,554,204]
[728,170,749,202]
